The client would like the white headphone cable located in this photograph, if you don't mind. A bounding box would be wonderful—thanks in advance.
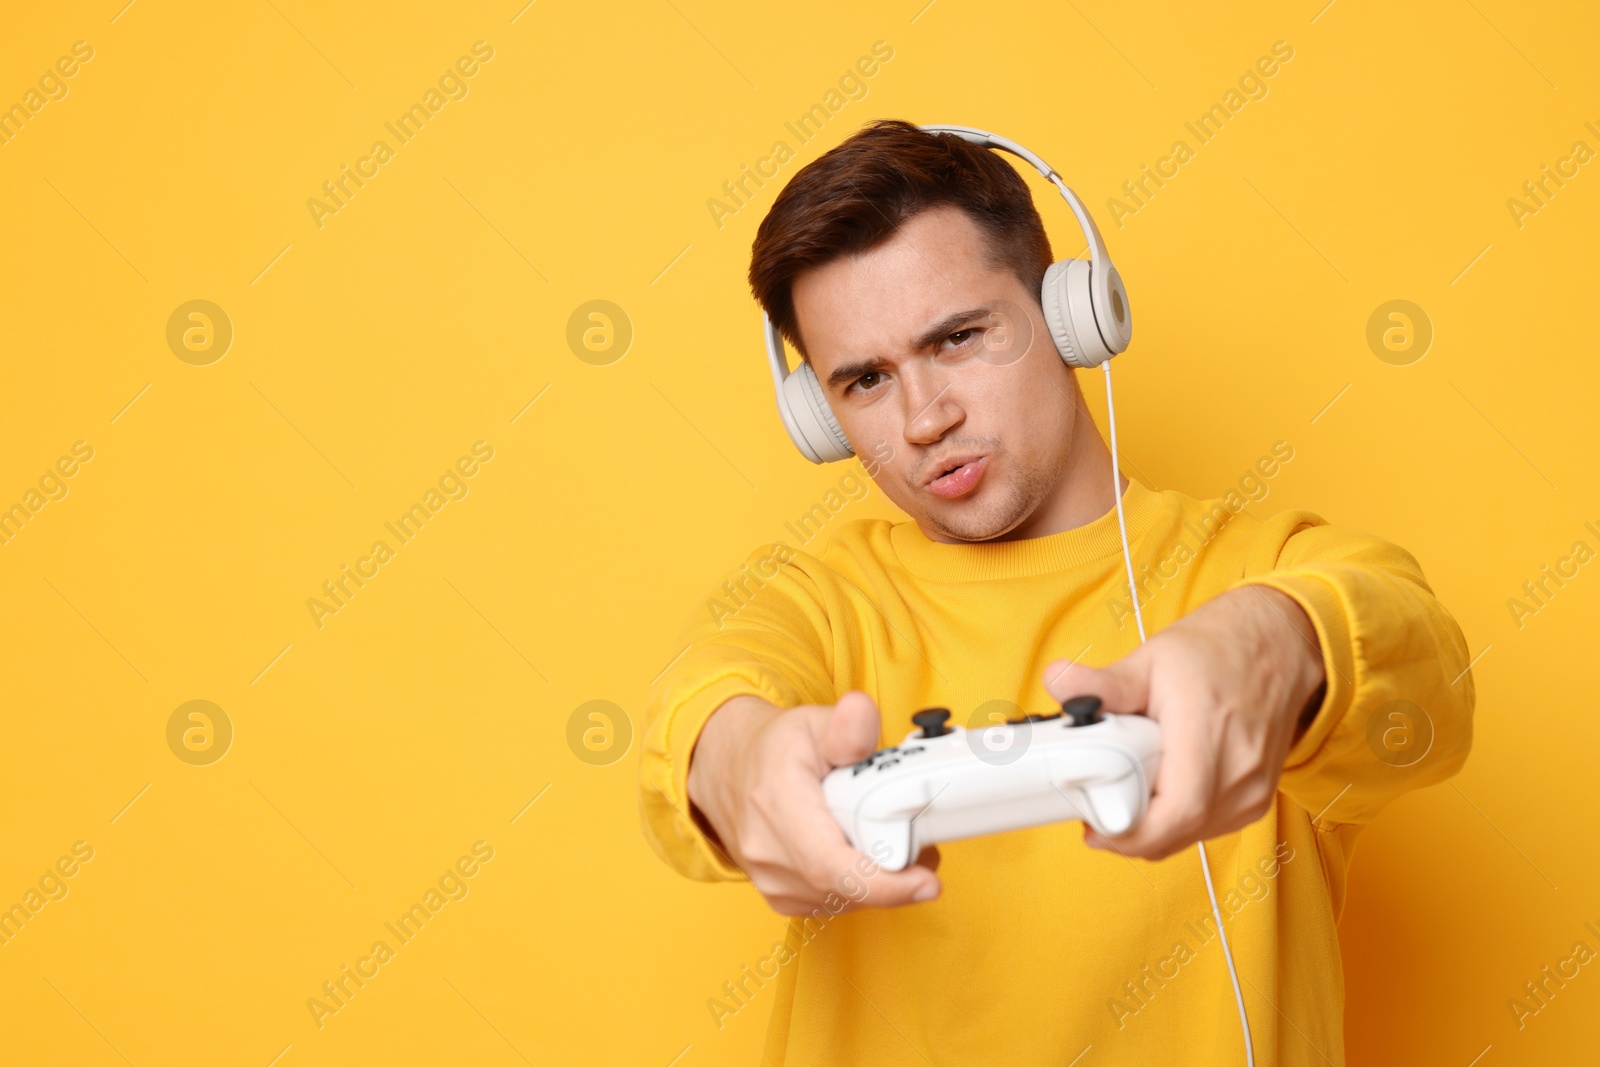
[1101,359,1255,1067]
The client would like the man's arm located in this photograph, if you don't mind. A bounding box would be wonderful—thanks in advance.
[1044,513,1474,859]
[637,544,940,911]
[1243,516,1476,823]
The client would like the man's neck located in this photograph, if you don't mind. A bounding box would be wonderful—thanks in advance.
[1005,411,1121,542]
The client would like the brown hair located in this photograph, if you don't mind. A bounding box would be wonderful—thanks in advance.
[748,119,1054,359]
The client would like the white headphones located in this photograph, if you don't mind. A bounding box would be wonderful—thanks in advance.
[763,123,1134,464]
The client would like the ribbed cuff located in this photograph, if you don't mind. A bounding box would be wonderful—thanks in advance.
[663,671,797,881]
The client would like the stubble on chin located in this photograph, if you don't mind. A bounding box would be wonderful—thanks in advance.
[918,460,1055,543]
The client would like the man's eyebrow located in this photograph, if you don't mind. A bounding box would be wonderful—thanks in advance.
[909,306,993,353]
[826,356,890,391]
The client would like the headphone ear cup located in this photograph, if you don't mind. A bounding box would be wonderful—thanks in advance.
[781,361,854,463]
[1096,264,1133,354]
[1041,259,1116,369]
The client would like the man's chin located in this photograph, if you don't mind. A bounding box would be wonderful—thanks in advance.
[916,489,1035,544]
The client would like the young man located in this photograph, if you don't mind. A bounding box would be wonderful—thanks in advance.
[639,119,1473,1065]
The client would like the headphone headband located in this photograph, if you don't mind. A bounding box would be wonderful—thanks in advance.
[915,124,1115,273]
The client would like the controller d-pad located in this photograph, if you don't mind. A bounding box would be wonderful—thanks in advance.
[848,740,930,776]
[850,747,899,776]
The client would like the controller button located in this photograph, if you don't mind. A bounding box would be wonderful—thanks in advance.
[912,708,953,738]
[1062,696,1104,727]
[850,749,890,775]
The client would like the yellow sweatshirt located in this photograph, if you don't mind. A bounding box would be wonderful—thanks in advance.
[639,476,1474,1066]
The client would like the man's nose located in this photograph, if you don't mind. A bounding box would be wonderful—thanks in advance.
[901,370,963,444]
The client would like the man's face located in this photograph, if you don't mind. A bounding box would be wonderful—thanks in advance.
[791,204,1080,543]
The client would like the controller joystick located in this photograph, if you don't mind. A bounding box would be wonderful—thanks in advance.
[912,708,953,738]
[1062,696,1104,727]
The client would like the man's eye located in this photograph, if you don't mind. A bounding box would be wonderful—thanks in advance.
[946,328,977,349]
[850,372,884,394]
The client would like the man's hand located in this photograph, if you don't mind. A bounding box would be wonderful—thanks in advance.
[1044,586,1327,861]
[686,691,942,915]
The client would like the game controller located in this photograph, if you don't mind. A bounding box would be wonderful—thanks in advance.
[822,697,1162,871]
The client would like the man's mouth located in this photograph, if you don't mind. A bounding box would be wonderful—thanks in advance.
[924,455,988,499]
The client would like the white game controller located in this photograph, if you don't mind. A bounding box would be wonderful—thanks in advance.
[823,698,1162,871]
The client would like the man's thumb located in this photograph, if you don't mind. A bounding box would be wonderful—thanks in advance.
[819,690,882,767]
[1042,653,1150,716]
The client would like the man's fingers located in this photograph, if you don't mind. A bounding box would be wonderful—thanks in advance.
[817,690,882,768]
[836,846,944,909]
[780,764,941,908]
[744,699,941,917]
[1092,700,1216,858]
[1109,775,1208,857]
[763,862,941,914]
[779,830,941,910]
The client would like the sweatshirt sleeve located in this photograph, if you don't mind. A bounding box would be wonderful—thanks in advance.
[1234,513,1476,826]
[637,543,838,882]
